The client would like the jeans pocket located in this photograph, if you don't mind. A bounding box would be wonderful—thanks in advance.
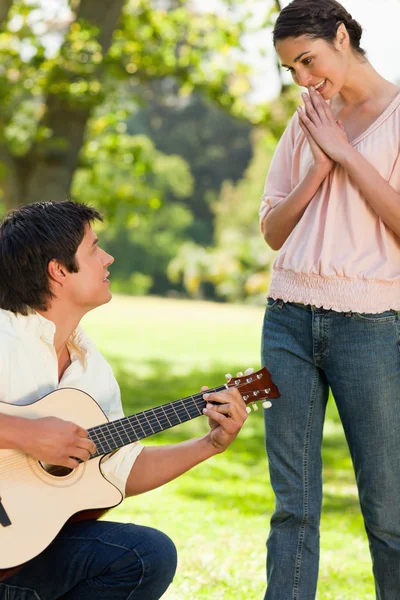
[353,310,398,323]
[0,584,41,600]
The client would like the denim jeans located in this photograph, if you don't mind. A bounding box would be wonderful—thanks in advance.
[0,520,177,599]
[261,300,400,600]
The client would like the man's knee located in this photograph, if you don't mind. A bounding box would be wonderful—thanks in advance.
[121,524,178,595]
[143,527,178,585]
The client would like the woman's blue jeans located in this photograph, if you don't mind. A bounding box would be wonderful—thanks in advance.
[262,300,400,600]
[0,520,177,599]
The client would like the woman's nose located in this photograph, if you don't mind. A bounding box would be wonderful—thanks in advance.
[296,71,312,88]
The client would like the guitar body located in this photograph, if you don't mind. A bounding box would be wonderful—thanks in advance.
[0,389,123,569]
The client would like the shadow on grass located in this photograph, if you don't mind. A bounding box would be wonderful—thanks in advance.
[322,491,360,515]
[110,356,359,517]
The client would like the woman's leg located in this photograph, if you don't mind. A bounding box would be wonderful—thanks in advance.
[324,310,400,600]
[262,301,329,600]
[2,520,177,600]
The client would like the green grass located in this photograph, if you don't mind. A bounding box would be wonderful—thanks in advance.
[82,295,374,599]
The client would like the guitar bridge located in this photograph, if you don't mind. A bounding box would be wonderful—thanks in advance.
[0,497,11,527]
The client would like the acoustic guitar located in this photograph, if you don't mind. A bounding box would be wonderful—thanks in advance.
[0,367,279,573]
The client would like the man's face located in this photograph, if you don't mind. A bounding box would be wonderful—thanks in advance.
[64,225,114,312]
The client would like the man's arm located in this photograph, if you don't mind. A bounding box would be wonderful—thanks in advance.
[0,412,96,469]
[125,386,247,497]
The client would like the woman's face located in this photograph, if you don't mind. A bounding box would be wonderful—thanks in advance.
[275,31,349,100]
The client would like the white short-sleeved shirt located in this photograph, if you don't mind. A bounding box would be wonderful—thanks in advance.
[0,309,143,494]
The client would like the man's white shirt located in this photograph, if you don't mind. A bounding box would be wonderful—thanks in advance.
[0,308,143,494]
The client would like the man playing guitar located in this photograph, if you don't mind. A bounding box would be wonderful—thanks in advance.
[0,200,249,600]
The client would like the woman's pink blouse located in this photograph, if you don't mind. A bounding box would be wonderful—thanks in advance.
[259,92,400,313]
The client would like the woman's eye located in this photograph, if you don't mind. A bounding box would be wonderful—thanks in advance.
[303,58,312,66]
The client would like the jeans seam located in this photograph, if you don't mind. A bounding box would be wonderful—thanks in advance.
[62,536,138,555]
[60,522,128,543]
[353,313,397,323]
[396,319,400,355]
[124,548,145,599]
[292,369,318,600]
[62,523,136,551]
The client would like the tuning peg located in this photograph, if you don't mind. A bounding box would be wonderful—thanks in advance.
[262,401,272,409]
[252,403,258,411]
[236,371,244,377]
[245,367,254,376]
[246,406,252,414]
[225,373,233,382]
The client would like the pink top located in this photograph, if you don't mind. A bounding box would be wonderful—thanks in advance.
[259,92,400,313]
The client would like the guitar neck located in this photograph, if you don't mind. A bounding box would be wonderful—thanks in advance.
[88,385,227,458]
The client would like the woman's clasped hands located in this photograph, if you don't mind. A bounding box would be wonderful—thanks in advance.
[297,87,351,168]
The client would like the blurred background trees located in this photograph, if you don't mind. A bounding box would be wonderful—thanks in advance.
[0,0,297,302]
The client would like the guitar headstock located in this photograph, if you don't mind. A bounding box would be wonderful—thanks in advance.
[226,367,280,411]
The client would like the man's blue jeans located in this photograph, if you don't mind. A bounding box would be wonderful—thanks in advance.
[0,520,177,599]
[262,300,400,600]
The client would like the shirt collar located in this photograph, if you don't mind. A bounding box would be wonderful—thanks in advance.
[12,309,56,343]
[4,309,89,364]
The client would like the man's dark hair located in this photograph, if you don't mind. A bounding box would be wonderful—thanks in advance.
[0,200,102,314]
[273,0,366,57]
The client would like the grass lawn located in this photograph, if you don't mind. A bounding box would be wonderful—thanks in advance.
[83,295,374,599]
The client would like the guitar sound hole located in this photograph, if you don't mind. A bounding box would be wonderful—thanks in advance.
[39,463,73,477]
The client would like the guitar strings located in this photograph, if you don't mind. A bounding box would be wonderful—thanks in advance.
[89,393,216,446]
[84,394,215,458]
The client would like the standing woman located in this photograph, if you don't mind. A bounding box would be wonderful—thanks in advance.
[260,1,400,599]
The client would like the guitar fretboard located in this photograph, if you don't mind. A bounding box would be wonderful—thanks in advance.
[88,385,227,458]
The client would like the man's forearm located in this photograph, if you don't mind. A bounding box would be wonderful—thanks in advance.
[125,434,219,497]
[0,413,26,450]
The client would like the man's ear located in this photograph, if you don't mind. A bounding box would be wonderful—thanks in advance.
[48,259,68,286]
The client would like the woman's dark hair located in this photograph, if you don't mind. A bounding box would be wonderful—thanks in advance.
[0,200,102,314]
[273,0,366,57]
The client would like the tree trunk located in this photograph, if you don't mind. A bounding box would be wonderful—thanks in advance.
[2,0,126,209]
[0,0,12,27]
[21,97,92,206]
